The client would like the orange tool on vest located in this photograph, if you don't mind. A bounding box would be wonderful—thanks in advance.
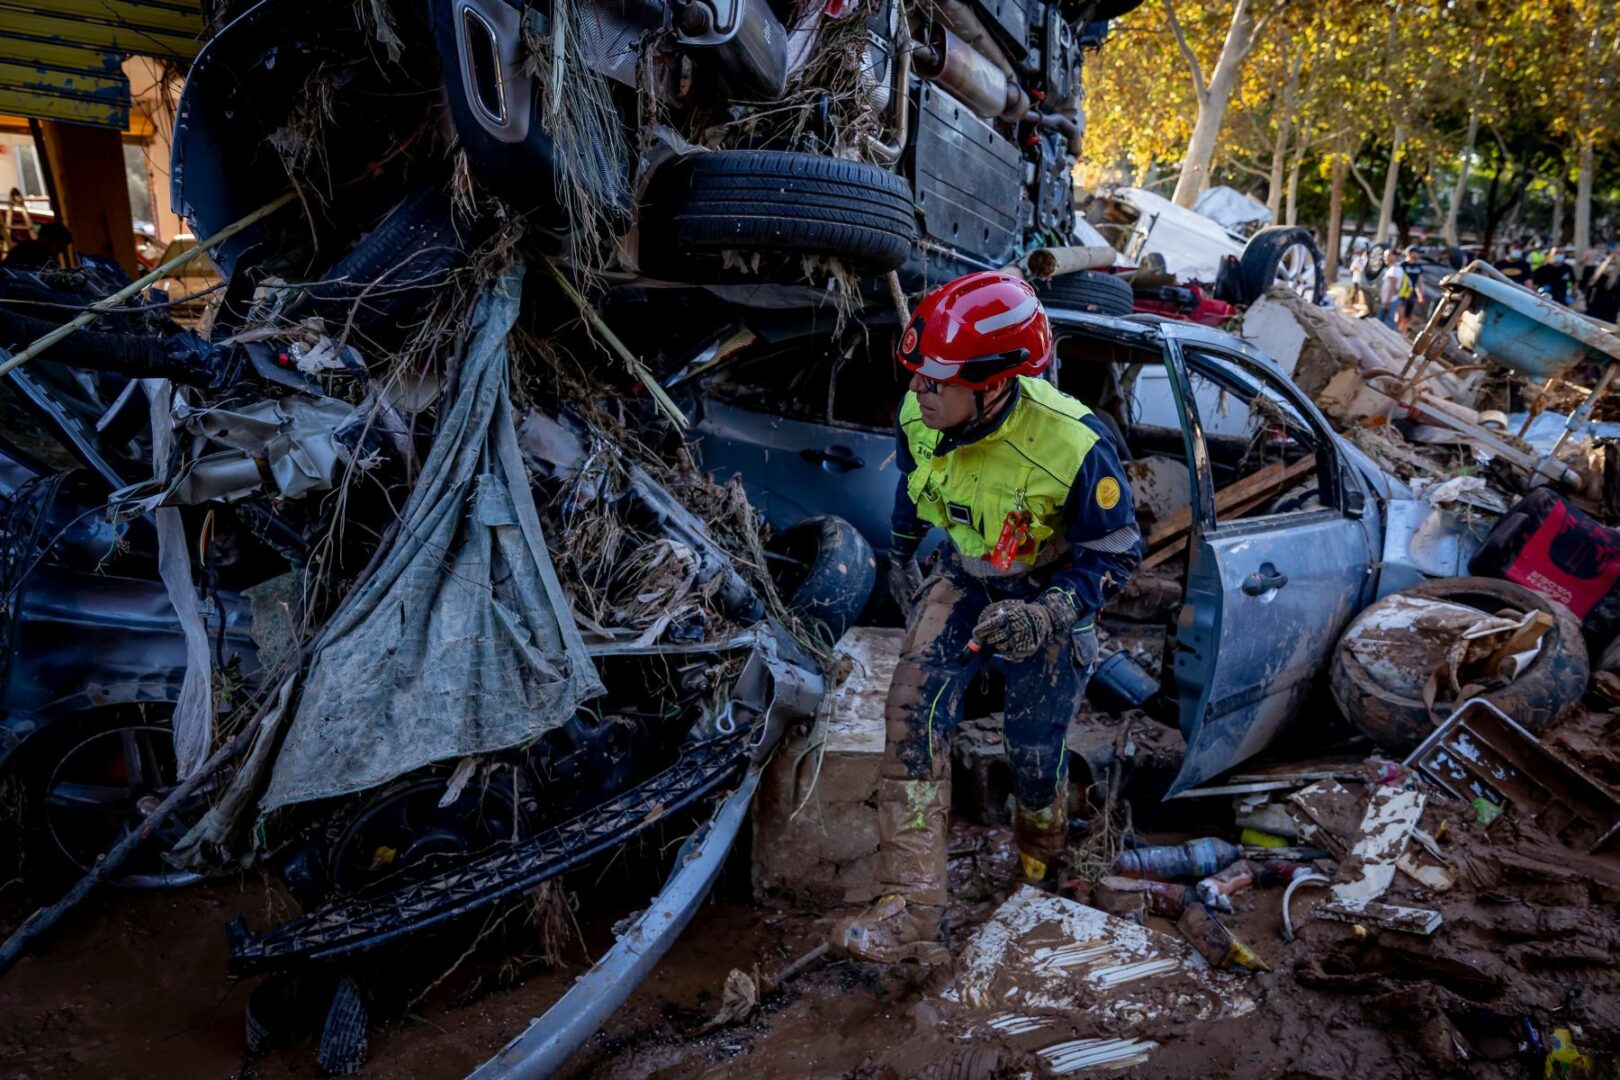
[989,506,1033,571]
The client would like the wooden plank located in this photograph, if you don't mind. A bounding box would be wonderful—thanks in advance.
[1138,455,1318,570]
[0,59,126,97]
[27,0,201,33]
[0,38,123,75]
[1144,455,1319,549]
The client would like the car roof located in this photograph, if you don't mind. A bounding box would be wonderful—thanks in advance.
[1042,303,1284,373]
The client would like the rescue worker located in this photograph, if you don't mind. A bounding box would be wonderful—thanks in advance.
[831,271,1140,966]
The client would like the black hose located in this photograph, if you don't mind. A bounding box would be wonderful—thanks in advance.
[0,308,214,386]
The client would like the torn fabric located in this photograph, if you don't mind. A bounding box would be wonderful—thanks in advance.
[145,378,215,780]
[261,264,602,810]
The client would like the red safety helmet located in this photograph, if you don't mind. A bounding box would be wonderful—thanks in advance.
[897,271,1054,390]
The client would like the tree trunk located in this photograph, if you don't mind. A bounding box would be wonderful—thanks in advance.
[1285,138,1308,227]
[1551,176,1565,245]
[1443,107,1479,247]
[1171,0,1263,208]
[1377,124,1404,244]
[1266,48,1301,220]
[1267,127,1288,221]
[1325,152,1347,280]
[1575,138,1595,258]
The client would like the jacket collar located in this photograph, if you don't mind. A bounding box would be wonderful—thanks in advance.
[935,379,1022,455]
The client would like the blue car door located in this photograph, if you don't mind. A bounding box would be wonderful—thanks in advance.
[1164,337,1380,795]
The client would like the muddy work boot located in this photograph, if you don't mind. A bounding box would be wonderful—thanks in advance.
[830,777,951,966]
[1012,790,1069,891]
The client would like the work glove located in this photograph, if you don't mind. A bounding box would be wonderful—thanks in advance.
[973,591,1079,663]
[888,551,923,617]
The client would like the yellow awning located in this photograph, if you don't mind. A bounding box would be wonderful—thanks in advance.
[0,0,202,129]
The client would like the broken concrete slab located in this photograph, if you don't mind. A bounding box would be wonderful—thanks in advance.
[752,627,900,907]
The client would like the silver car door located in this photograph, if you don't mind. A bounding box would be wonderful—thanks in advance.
[1166,340,1379,795]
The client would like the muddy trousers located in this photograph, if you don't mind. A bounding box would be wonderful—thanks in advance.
[832,562,1095,964]
[884,562,1095,890]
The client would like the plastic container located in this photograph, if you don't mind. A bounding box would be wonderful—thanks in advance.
[1113,838,1241,881]
[1087,651,1159,711]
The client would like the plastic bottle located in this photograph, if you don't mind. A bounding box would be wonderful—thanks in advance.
[1112,838,1242,881]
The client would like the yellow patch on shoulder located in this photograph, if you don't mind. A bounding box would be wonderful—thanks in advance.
[1095,476,1121,510]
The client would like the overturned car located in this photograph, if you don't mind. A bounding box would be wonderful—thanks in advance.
[174,0,1144,311]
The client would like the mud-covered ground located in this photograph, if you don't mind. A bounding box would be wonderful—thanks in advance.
[5,719,1620,1078]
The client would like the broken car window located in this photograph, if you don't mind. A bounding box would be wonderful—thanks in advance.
[702,336,835,424]
[1183,351,1326,518]
[830,328,908,432]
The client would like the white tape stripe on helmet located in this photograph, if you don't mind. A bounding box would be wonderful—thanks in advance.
[972,294,1038,335]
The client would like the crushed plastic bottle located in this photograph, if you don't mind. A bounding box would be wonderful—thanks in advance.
[1113,839,1241,881]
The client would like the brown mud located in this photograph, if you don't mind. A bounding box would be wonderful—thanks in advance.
[3,800,1619,1078]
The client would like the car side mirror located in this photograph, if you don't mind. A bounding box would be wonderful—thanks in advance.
[1344,487,1366,520]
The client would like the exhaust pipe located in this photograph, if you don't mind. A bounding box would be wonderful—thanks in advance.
[913,23,1027,122]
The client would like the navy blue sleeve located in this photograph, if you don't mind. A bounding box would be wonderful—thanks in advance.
[1046,414,1141,622]
[890,412,927,557]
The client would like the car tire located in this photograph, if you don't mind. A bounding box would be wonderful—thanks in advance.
[639,151,917,280]
[766,514,877,641]
[10,709,211,890]
[292,187,467,335]
[1031,270,1135,317]
[1329,577,1588,754]
[1238,226,1325,305]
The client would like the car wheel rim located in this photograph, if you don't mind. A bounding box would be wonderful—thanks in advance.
[44,723,207,888]
[1275,243,1317,299]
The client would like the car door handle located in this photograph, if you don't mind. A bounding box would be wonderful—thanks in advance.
[1242,562,1288,596]
[800,446,865,472]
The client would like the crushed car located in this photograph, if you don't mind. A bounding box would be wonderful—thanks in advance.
[1087,185,1327,311]
[173,0,1145,311]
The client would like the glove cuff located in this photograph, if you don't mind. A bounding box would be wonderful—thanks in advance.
[1037,588,1079,632]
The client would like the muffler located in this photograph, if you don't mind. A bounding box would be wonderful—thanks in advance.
[913,23,1028,122]
[675,0,789,100]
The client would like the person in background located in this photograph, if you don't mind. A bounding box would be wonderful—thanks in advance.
[1378,248,1402,328]
[1395,247,1426,334]
[1583,249,1620,324]
[1532,247,1576,306]
[1,222,72,270]
[1496,244,1534,288]
[1352,242,1385,319]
